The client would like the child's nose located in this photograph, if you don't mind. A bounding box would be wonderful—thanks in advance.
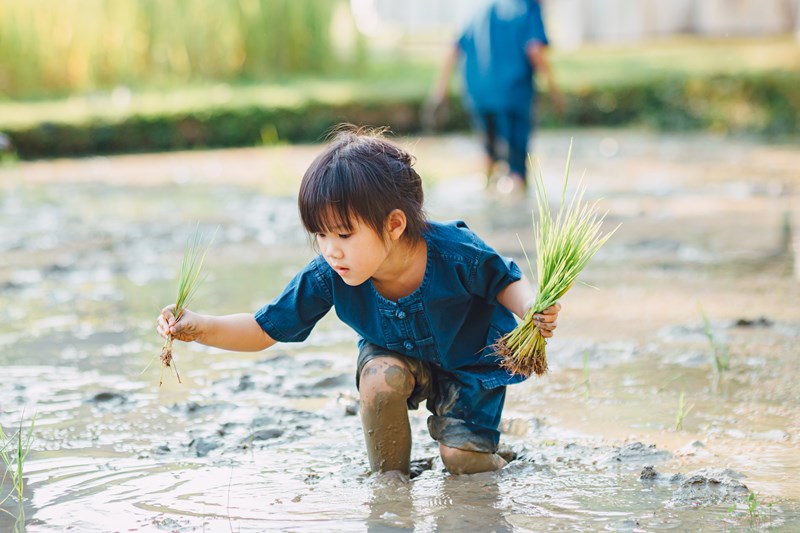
[324,242,343,259]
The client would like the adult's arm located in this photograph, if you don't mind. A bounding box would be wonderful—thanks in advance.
[527,42,565,116]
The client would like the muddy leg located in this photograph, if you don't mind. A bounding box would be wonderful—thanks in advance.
[439,444,507,475]
[359,357,415,475]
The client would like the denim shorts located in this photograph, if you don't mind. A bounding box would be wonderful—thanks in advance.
[356,341,506,453]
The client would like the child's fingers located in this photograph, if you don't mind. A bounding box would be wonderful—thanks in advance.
[541,302,561,315]
[157,305,179,338]
[534,317,557,330]
[160,305,178,324]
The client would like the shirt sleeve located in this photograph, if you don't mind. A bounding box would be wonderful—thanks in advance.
[254,256,333,342]
[525,1,549,47]
[468,236,524,304]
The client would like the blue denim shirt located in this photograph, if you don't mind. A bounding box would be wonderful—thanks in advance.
[458,0,548,114]
[255,220,527,388]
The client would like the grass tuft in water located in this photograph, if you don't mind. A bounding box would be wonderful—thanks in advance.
[146,224,215,386]
[674,390,694,431]
[699,306,730,375]
[0,412,35,513]
[494,140,618,377]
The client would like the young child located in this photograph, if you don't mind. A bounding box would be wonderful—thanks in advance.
[156,126,560,477]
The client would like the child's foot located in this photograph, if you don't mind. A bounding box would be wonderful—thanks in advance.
[370,470,410,485]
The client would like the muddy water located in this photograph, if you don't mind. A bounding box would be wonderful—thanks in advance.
[1,129,799,531]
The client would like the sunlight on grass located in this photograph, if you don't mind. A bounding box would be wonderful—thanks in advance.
[1,37,797,129]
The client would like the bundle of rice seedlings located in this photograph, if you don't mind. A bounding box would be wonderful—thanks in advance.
[148,225,215,386]
[495,141,618,377]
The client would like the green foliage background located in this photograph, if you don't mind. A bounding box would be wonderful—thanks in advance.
[0,0,797,159]
[0,0,361,98]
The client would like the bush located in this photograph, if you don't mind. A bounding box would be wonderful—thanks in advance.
[4,71,797,159]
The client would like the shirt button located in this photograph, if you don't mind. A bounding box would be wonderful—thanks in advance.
[403,341,414,351]
[396,310,406,319]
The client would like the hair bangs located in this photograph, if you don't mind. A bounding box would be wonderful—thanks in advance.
[299,160,355,235]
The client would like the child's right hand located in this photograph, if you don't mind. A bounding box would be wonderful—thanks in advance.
[157,305,203,343]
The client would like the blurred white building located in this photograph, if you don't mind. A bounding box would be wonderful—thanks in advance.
[351,0,800,46]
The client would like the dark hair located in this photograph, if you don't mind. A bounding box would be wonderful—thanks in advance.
[298,125,427,243]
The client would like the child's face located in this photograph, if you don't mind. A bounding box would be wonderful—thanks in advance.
[315,217,390,286]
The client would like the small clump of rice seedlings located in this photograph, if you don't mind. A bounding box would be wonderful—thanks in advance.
[699,306,730,374]
[146,225,215,386]
[0,412,35,511]
[674,390,694,431]
[494,140,618,377]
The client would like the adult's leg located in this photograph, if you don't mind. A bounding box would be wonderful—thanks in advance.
[468,110,500,187]
[359,356,415,474]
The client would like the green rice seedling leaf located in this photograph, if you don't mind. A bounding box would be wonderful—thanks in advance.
[674,390,694,431]
[495,140,618,376]
[152,224,216,386]
[0,412,35,506]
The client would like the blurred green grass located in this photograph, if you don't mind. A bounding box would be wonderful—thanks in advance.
[553,36,799,86]
[1,37,797,130]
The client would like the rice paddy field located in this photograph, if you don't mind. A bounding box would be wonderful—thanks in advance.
[1,128,799,531]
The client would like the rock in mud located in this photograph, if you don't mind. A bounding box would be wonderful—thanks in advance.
[677,440,712,458]
[602,442,672,466]
[176,401,229,415]
[311,374,350,389]
[286,373,351,397]
[236,373,255,391]
[639,465,685,485]
[409,457,435,479]
[250,428,284,441]
[753,429,790,442]
[732,316,773,328]
[153,444,171,454]
[190,437,222,458]
[89,391,127,404]
[640,465,659,480]
[667,468,750,507]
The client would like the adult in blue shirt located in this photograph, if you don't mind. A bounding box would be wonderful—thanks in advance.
[430,0,563,192]
[157,127,561,479]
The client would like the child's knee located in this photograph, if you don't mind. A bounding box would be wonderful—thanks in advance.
[439,444,506,475]
[359,357,414,401]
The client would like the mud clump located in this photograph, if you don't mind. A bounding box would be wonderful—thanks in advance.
[189,437,222,458]
[602,442,672,467]
[641,466,751,507]
[670,470,750,507]
[89,391,127,404]
[409,457,435,479]
[732,316,773,328]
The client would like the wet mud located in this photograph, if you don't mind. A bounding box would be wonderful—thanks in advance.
[1,129,799,531]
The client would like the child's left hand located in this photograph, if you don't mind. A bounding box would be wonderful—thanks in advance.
[528,301,561,338]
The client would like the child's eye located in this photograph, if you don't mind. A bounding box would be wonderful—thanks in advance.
[338,234,350,239]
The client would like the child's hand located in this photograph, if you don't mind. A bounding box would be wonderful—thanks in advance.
[157,305,203,343]
[528,301,561,338]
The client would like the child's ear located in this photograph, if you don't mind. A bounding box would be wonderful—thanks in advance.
[385,209,407,241]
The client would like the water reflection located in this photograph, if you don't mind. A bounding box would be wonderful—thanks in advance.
[365,473,513,533]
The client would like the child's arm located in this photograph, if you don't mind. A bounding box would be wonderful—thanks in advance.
[496,278,560,338]
[158,305,276,352]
